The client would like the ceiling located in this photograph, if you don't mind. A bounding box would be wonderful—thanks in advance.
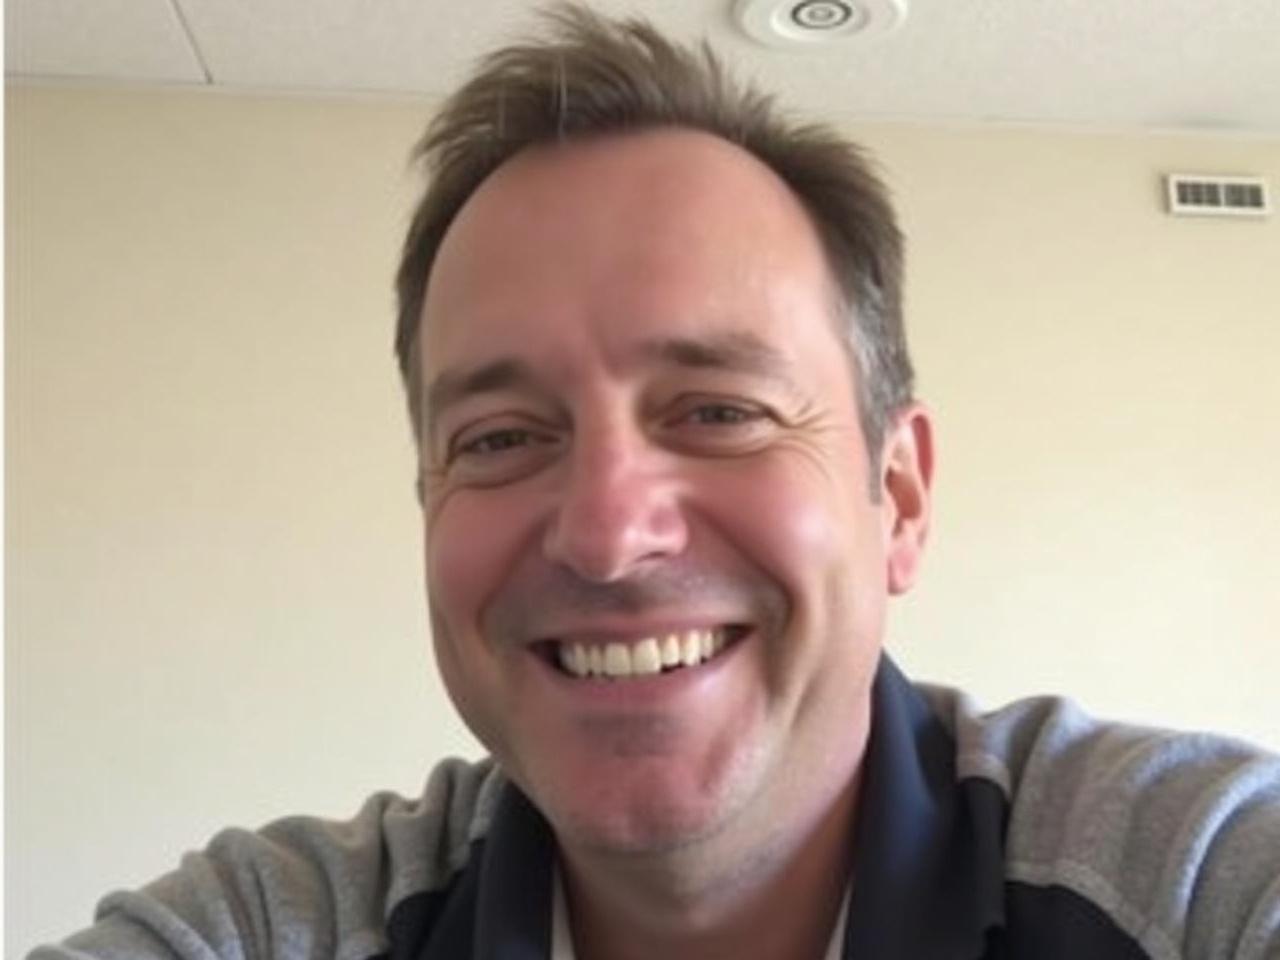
[6,0,1280,134]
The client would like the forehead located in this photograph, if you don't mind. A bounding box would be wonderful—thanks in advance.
[420,128,840,377]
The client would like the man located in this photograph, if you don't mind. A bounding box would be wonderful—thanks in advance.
[34,6,1279,960]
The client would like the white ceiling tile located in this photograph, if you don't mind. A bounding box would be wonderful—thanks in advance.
[7,0,1280,133]
[174,0,705,94]
[5,0,206,83]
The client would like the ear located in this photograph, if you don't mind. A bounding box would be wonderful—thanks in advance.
[878,403,935,596]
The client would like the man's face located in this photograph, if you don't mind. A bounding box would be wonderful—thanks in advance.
[419,130,926,857]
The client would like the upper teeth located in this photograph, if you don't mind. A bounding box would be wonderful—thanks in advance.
[557,628,729,679]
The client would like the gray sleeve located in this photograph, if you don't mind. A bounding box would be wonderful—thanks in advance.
[929,686,1280,960]
[26,757,502,960]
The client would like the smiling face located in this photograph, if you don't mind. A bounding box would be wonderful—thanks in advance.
[419,129,928,858]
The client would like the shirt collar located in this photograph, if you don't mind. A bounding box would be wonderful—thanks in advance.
[549,867,851,960]
[839,656,1005,957]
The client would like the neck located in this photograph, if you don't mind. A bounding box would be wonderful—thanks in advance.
[558,766,861,960]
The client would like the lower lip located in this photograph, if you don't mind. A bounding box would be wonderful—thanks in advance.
[530,631,753,707]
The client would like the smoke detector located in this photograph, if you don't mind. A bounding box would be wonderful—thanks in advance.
[734,0,907,48]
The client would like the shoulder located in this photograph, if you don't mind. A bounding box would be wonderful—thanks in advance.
[921,684,1280,959]
[31,756,506,960]
[242,754,505,908]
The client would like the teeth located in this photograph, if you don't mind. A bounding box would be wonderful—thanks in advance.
[603,643,630,677]
[555,628,735,680]
[632,638,662,676]
[680,632,700,667]
[661,634,681,668]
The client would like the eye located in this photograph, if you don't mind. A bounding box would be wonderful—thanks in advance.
[661,395,777,456]
[681,403,765,426]
[441,416,562,486]
[454,427,542,458]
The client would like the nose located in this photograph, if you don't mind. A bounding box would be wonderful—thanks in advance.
[542,420,689,582]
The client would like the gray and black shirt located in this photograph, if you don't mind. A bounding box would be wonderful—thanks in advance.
[31,658,1280,959]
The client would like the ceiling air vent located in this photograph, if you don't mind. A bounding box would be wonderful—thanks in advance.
[735,0,907,47]
[1165,174,1270,218]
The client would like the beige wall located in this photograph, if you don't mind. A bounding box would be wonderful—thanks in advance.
[7,85,1279,955]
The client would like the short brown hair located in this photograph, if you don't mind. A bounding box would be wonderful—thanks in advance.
[395,3,912,469]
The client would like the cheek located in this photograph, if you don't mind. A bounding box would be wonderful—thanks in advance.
[425,490,541,754]
[699,454,865,588]
[426,489,535,636]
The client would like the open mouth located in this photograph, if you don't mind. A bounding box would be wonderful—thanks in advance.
[537,625,750,680]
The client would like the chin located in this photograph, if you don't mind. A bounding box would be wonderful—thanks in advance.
[554,803,724,857]
[535,754,764,858]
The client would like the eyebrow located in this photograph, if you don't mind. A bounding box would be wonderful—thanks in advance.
[643,330,811,408]
[644,330,796,381]
[425,358,544,436]
[424,329,805,434]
